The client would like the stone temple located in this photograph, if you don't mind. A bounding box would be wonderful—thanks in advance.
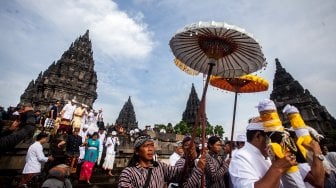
[115,96,138,131]
[20,30,98,111]
[182,83,201,127]
[270,58,336,146]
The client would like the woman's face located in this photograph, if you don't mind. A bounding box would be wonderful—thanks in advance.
[92,134,98,140]
[138,141,155,162]
[210,141,222,154]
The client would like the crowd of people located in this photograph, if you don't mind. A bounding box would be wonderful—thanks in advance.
[117,99,336,188]
[0,99,120,187]
[1,98,336,187]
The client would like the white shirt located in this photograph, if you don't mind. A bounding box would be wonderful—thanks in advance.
[105,136,119,154]
[22,141,49,174]
[97,112,103,122]
[169,152,181,166]
[98,131,106,151]
[79,129,88,143]
[61,103,76,120]
[229,142,272,188]
[87,111,95,124]
[298,163,314,188]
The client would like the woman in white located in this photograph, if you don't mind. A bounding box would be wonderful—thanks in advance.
[78,124,89,161]
[102,131,119,176]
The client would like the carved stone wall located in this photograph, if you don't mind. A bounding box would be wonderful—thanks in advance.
[20,30,98,110]
[270,58,336,145]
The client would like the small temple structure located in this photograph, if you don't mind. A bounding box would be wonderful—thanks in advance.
[115,96,138,131]
[182,83,201,127]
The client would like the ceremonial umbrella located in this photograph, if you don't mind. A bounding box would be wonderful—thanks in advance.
[169,21,266,186]
[174,58,200,76]
[169,21,266,148]
[210,74,269,157]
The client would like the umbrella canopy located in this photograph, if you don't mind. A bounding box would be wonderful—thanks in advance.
[210,74,269,158]
[169,21,266,78]
[174,58,200,76]
[210,74,269,93]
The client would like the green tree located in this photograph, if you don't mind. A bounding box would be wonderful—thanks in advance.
[214,125,225,137]
[174,121,192,135]
[194,122,213,137]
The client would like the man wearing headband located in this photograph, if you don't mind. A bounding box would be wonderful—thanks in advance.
[229,116,297,188]
[118,135,205,188]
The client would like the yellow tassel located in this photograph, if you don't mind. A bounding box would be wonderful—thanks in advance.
[260,111,284,131]
[287,112,312,159]
[269,143,299,173]
[288,113,306,129]
[296,135,312,158]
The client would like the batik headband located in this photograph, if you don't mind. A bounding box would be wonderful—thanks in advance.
[134,136,153,148]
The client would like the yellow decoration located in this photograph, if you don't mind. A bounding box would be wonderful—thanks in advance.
[260,111,284,132]
[288,113,306,129]
[268,143,298,173]
[259,108,298,174]
[174,58,199,76]
[288,113,312,158]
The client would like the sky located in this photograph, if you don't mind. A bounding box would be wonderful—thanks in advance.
[0,0,335,138]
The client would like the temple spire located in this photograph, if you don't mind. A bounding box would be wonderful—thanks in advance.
[20,30,98,111]
[115,96,138,131]
[182,84,201,127]
[270,58,336,143]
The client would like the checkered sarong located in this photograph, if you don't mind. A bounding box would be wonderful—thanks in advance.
[44,118,55,128]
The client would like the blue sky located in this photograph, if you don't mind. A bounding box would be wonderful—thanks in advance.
[0,0,335,138]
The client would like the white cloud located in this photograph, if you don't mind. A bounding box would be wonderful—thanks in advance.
[1,0,335,131]
[16,0,154,60]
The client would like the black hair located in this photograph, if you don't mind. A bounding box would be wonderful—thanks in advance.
[182,136,191,146]
[127,149,140,167]
[91,132,99,138]
[207,136,221,149]
[36,132,49,141]
[224,141,232,146]
[127,147,158,167]
[246,130,266,142]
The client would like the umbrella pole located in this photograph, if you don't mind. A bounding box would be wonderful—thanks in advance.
[200,62,215,188]
[181,62,214,188]
[229,92,238,158]
[179,62,215,188]
[190,62,215,143]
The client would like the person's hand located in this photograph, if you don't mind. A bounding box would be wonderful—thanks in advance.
[271,152,297,174]
[302,140,322,154]
[8,120,20,131]
[197,152,206,171]
[57,141,65,148]
[48,156,54,161]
